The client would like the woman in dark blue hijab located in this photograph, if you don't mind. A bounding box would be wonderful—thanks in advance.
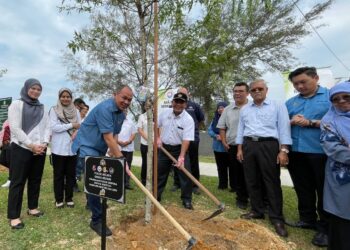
[207,102,229,189]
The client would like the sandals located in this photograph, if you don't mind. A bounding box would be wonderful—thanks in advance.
[10,220,25,230]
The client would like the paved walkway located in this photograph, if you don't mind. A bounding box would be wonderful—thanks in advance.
[131,156,294,187]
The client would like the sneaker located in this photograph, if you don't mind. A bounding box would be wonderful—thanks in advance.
[66,201,75,208]
[55,202,64,209]
[1,180,11,188]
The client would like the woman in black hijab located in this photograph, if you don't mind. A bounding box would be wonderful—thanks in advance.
[7,78,50,229]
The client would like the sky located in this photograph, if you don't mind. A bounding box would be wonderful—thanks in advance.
[0,0,350,108]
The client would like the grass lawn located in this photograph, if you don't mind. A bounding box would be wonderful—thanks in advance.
[0,158,320,249]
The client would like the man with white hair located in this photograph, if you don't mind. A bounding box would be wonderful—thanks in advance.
[236,79,292,237]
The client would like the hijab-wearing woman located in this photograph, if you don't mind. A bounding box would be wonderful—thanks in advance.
[7,79,50,229]
[320,81,350,250]
[49,88,80,208]
[207,101,229,189]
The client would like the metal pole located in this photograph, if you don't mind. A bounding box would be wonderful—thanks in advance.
[152,0,159,210]
[101,198,107,250]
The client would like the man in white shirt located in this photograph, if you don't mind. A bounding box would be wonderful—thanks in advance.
[157,93,195,209]
[117,111,137,190]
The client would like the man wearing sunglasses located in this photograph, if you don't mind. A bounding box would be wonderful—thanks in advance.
[156,93,195,209]
[236,79,292,237]
[286,67,330,247]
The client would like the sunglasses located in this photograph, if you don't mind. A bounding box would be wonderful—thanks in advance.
[331,94,350,103]
[250,87,265,93]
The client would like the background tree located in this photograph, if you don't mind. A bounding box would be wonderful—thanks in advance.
[172,0,333,112]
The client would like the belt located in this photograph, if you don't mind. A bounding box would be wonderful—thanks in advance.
[163,143,181,148]
[244,136,278,142]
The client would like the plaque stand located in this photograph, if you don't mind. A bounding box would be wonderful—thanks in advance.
[101,198,107,250]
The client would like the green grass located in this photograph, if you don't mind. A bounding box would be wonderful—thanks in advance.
[0,158,319,249]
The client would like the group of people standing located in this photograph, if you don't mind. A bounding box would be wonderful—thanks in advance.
[1,69,349,250]
[207,67,350,249]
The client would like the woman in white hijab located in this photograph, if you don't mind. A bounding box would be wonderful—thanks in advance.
[49,88,80,209]
[7,78,50,229]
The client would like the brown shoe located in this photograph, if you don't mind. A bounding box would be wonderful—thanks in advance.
[240,212,264,220]
[273,222,288,237]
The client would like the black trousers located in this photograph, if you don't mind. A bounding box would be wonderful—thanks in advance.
[228,145,249,203]
[174,141,200,188]
[288,152,328,232]
[122,151,133,186]
[0,143,12,180]
[140,144,148,185]
[8,143,46,219]
[158,144,192,202]
[214,151,230,189]
[243,139,284,222]
[328,214,350,250]
[52,153,76,203]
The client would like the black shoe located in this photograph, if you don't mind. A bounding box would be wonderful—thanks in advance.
[170,185,180,192]
[125,185,134,190]
[240,212,264,220]
[27,210,44,217]
[193,187,201,195]
[182,201,194,210]
[285,220,316,230]
[236,201,248,210]
[312,232,328,247]
[89,221,112,237]
[10,221,25,230]
[273,222,288,237]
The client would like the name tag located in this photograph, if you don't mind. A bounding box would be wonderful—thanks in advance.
[177,126,184,130]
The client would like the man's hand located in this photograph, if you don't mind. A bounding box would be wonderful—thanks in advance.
[216,134,222,141]
[277,151,289,167]
[157,137,162,148]
[237,145,243,162]
[223,142,230,151]
[290,114,309,127]
[176,156,185,169]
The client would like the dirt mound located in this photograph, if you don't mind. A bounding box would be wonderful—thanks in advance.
[108,205,292,250]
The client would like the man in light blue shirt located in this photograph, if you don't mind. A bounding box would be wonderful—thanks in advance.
[72,85,133,237]
[285,67,330,247]
[236,79,292,238]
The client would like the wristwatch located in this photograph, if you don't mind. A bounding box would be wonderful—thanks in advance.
[309,120,317,128]
[280,148,289,154]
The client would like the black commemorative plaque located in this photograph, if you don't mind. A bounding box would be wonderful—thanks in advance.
[84,156,125,203]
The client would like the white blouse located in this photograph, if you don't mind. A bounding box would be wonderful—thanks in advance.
[8,99,50,150]
[49,108,81,156]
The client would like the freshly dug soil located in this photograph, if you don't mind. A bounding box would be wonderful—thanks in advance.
[107,205,292,250]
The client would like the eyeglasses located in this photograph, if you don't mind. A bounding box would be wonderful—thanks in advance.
[250,87,265,93]
[331,94,350,103]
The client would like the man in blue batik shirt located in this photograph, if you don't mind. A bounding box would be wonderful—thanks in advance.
[286,67,330,247]
[72,85,133,236]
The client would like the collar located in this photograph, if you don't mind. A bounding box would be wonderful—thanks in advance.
[171,109,186,118]
[232,99,250,109]
[299,85,327,99]
[250,98,270,107]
